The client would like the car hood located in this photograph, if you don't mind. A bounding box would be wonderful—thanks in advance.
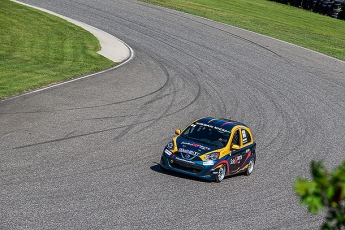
[175,136,220,156]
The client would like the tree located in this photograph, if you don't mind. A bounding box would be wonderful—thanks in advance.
[294,160,345,229]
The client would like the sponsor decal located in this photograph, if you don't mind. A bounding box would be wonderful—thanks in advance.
[178,148,198,156]
[176,157,195,164]
[195,122,230,133]
[181,142,211,151]
[214,126,230,133]
[164,149,172,156]
[230,155,242,165]
[195,122,214,128]
[179,148,198,160]
[242,130,248,143]
[220,121,236,127]
[203,160,214,165]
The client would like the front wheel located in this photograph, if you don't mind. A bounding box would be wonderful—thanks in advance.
[215,164,226,183]
[245,158,255,176]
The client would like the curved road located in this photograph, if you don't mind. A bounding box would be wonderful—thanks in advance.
[1,0,345,229]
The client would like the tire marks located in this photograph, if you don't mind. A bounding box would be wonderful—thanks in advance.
[2,0,345,229]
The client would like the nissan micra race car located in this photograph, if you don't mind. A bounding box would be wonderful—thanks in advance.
[160,117,256,182]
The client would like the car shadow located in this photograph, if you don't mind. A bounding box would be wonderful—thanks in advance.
[150,163,211,183]
[151,162,244,183]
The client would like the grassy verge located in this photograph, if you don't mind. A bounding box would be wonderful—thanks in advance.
[0,0,116,99]
[140,0,345,61]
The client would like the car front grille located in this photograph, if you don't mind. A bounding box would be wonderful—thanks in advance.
[175,151,202,161]
[170,158,204,173]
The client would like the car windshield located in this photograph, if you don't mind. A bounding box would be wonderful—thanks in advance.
[180,122,231,148]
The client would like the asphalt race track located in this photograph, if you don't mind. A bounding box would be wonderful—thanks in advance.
[1,0,345,229]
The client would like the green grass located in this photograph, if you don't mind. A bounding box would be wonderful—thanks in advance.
[140,0,345,61]
[1,0,344,99]
[0,0,116,99]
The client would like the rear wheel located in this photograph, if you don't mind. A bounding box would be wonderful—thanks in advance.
[245,158,255,176]
[215,164,226,183]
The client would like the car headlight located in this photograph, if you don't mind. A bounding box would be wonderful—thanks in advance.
[167,141,174,150]
[205,152,220,161]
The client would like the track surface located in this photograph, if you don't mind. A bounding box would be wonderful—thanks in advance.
[1,0,345,229]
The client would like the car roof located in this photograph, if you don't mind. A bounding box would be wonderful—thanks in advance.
[195,117,247,131]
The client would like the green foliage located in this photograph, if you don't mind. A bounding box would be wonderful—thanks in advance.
[294,160,345,229]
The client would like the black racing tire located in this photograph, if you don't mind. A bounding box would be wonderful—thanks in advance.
[245,158,255,176]
[215,164,226,183]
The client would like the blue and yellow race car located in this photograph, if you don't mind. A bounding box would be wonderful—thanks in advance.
[160,117,256,182]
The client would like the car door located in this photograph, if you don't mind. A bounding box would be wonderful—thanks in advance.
[228,128,247,174]
[228,127,254,174]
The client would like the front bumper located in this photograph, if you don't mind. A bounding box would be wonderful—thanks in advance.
[160,152,219,181]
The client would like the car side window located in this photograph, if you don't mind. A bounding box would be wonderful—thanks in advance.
[241,129,251,145]
[232,129,240,146]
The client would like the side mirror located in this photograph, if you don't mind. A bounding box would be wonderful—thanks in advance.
[231,144,240,150]
[175,129,181,135]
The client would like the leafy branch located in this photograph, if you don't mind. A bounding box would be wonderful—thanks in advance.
[294,160,345,229]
